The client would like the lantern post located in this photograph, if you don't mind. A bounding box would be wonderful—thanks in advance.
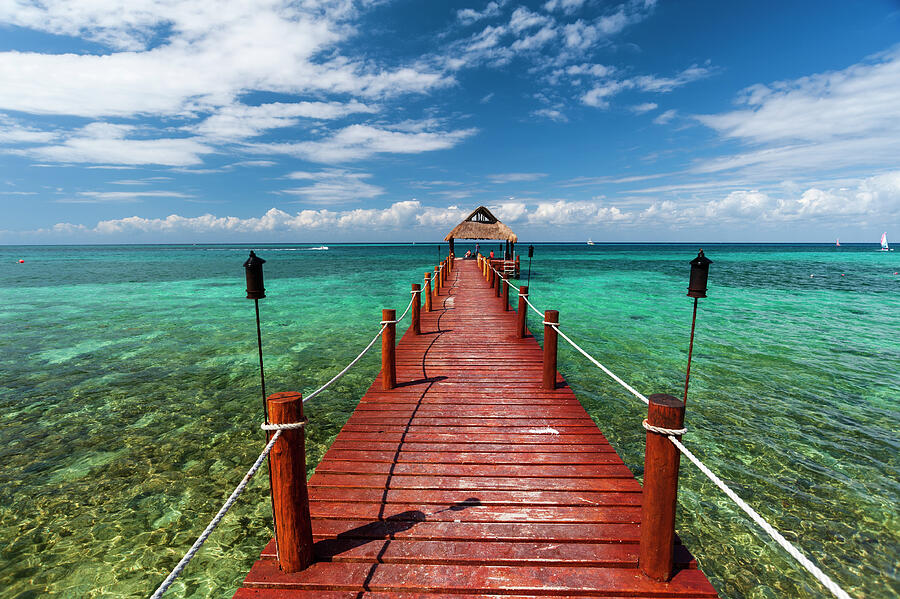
[527,245,534,286]
[683,249,712,407]
[243,250,269,421]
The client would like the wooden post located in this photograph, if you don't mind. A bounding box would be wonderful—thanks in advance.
[516,286,528,337]
[542,310,559,390]
[502,277,509,310]
[267,391,313,573]
[495,268,501,297]
[381,309,396,390]
[639,394,685,582]
[411,283,421,335]
[515,255,520,277]
[423,272,432,312]
[488,264,495,288]
[434,266,440,296]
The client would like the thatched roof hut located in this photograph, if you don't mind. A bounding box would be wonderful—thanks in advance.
[444,206,517,242]
[444,206,518,259]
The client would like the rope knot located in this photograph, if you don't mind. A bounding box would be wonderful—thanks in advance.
[642,418,686,436]
[261,418,308,431]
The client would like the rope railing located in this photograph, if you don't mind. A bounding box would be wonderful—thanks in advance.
[518,293,854,599]
[149,277,424,598]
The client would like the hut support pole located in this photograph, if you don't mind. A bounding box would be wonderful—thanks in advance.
[411,284,421,335]
[267,392,313,573]
[424,272,432,313]
[516,286,528,338]
[381,309,396,390]
[542,310,559,390]
[639,394,685,582]
[495,269,501,297]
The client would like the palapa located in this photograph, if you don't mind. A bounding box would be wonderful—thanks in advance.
[444,206,518,242]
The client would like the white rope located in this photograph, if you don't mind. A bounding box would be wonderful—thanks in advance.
[642,419,686,436]
[148,431,282,599]
[261,420,307,431]
[302,324,387,404]
[545,322,852,599]
[551,324,651,406]
[668,436,852,599]
[395,294,416,324]
[521,294,545,318]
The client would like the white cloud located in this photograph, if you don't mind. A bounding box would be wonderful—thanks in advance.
[282,169,384,204]
[653,109,676,124]
[254,123,477,163]
[631,102,657,113]
[695,48,900,179]
[509,7,551,33]
[191,101,376,141]
[511,24,557,52]
[58,190,193,203]
[543,0,587,15]
[531,108,568,122]
[17,122,214,166]
[0,1,451,119]
[457,1,507,25]
[581,64,712,108]
[528,200,631,224]
[0,116,58,144]
[488,172,548,183]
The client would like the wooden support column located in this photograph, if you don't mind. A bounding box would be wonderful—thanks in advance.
[423,272,432,313]
[434,266,441,297]
[411,284,421,335]
[381,309,396,390]
[502,277,509,310]
[639,394,686,582]
[515,255,520,277]
[495,268,501,297]
[267,391,313,573]
[488,264,495,288]
[516,286,528,338]
[542,310,559,390]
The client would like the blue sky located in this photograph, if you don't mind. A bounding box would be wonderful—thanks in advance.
[1,0,898,243]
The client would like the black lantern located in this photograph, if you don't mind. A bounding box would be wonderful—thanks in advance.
[528,245,534,258]
[243,250,266,299]
[687,249,712,298]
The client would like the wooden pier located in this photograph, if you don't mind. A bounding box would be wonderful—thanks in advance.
[233,258,719,598]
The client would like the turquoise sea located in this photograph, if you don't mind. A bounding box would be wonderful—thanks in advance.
[0,243,897,599]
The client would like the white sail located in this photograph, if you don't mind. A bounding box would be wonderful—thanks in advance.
[881,232,889,250]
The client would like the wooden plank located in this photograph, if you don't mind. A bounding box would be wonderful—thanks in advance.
[234,259,719,599]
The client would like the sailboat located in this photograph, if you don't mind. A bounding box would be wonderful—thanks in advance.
[587,239,595,246]
[880,232,891,251]
[835,238,840,247]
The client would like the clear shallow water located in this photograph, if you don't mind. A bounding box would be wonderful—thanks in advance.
[0,243,897,599]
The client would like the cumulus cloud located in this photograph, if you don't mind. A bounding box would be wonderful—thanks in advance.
[528,200,631,224]
[653,109,676,124]
[631,102,657,113]
[457,1,507,25]
[581,64,713,108]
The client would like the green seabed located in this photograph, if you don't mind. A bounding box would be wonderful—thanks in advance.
[0,243,897,598]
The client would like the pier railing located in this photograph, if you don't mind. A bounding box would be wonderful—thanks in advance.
[481,258,852,599]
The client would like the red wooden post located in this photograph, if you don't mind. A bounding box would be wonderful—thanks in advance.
[411,283,421,335]
[502,277,509,310]
[542,310,559,390]
[639,393,686,582]
[381,309,396,390]
[266,391,313,573]
[434,266,440,296]
[494,268,501,297]
[516,285,528,338]
[424,272,432,312]
[488,264,495,288]
[515,255,520,277]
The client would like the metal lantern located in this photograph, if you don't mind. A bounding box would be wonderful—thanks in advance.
[528,245,534,258]
[243,250,266,299]
[687,249,712,298]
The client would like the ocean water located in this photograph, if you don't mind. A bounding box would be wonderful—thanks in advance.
[0,243,897,599]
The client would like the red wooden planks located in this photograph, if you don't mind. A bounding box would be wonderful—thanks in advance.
[234,259,718,598]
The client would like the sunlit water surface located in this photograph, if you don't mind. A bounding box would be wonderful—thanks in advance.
[0,243,897,599]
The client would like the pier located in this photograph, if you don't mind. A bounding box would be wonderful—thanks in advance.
[232,257,719,598]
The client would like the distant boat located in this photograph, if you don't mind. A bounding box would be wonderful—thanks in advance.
[587,239,595,245]
[835,238,840,247]
[880,232,891,251]
[306,245,329,251]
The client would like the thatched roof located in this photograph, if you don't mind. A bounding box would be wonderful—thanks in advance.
[444,206,518,242]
